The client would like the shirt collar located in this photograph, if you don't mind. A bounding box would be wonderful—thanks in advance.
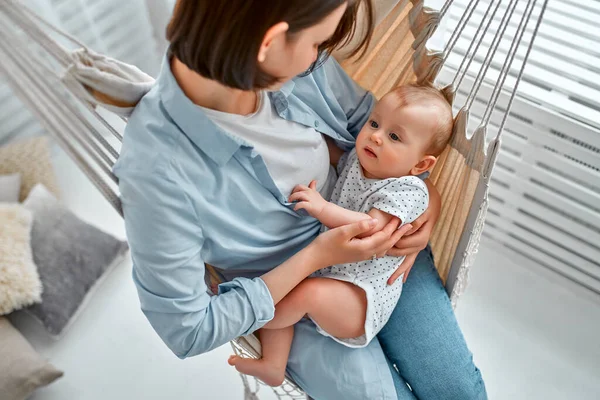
[157,56,243,166]
[277,80,296,98]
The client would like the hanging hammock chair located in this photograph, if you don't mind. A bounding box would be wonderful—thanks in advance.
[0,0,547,398]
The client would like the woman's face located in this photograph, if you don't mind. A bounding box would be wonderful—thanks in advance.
[260,2,348,89]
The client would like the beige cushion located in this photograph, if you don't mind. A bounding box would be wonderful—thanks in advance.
[0,204,42,315]
[0,317,63,400]
[0,137,59,202]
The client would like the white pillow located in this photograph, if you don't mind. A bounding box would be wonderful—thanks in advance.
[0,173,21,203]
[0,204,42,315]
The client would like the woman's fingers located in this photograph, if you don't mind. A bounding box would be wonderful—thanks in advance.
[374,226,406,257]
[387,252,417,285]
[395,227,429,250]
[355,219,397,257]
[374,221,409,256]
[405,216,423,236]
[387,246,422,257]
[396,223,413,238]
[309,180,317,190]
[381,217,401,235]
[343,219,378,240]
[389,226,409,246]
[395,218,433,250]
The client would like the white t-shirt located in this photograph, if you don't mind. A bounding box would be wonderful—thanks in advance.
[202,91,335,199]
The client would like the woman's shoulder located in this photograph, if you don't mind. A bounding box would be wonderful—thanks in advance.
[116,90,205,180]
[126,87,177,150]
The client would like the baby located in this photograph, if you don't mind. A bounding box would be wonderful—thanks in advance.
[229,84,453,385]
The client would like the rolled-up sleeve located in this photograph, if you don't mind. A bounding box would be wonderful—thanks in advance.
[119,166,275,359]
[324,57,376,138]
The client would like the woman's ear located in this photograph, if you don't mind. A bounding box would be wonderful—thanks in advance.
[258,22,290,63]
[410,155,437,176]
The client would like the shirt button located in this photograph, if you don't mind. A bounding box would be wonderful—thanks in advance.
[314,120,320,127]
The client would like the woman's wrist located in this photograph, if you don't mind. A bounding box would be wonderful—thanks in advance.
[261,240,328,305]
[305,239,330,272]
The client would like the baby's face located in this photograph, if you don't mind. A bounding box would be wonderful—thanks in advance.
[356,93,439,180]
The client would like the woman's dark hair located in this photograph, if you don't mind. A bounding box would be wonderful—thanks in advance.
[166,0,374,90]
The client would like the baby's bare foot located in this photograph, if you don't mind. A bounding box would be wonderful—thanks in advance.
[228,355,285,387]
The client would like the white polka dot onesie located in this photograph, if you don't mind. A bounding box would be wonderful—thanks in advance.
[311,148,429,348]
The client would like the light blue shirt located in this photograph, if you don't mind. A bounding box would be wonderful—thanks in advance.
[113,56,375,359]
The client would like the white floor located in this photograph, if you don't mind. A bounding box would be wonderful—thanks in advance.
[10,147,600,400]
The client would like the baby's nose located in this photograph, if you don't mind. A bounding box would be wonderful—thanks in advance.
[370,133,383,145]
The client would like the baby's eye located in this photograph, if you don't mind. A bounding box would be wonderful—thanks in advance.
[389,132,400,141]
[370,120,379,129]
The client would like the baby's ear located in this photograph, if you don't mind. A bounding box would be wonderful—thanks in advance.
[410,155,437,176]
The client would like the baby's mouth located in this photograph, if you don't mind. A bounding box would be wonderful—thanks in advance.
[364,146,377,158]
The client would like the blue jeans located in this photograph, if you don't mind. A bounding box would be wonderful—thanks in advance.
[286,246,487,400]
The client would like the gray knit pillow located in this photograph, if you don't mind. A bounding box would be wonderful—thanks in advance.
[21,184,128,337]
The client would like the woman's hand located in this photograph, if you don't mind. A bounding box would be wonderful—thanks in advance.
[386,179,441,284]
[312,218,406,271]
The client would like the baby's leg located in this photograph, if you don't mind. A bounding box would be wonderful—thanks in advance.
[264,277,367,340]
[229,278,367,386]
[228,326,293,387]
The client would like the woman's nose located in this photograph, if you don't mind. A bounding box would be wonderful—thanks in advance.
[370,132,383,145]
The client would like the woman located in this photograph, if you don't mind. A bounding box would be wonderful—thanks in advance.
[113,0,487,399]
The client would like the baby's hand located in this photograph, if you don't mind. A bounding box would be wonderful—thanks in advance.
[289,180,328,219]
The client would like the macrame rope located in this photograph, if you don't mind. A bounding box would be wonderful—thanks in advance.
[496,0,549,139]
[442,0,480,65]
[465,0,523,110]
[439,0,456,20]
[450,0,500,90]
[482,0,538,126]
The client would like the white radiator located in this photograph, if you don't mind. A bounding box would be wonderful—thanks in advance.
[438,0,600,294]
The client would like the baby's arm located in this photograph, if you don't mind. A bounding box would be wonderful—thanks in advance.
[289,181,400,238]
